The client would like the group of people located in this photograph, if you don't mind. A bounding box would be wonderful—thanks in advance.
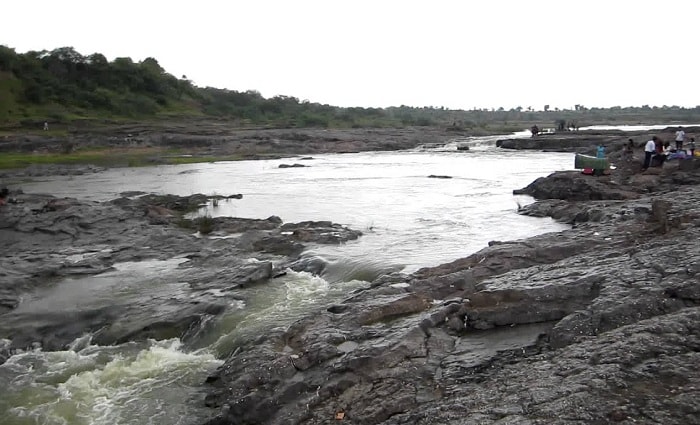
[642,127,696,170]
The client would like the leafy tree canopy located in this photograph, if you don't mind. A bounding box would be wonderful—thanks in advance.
[1,45,700,130]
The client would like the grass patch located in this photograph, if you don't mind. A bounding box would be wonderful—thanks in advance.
[175,215,215,234]
[162,154,244,165]
[0,129,71,137]
[195,215,215,235]
[0,147,246,169]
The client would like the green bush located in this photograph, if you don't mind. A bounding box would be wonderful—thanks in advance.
[298,113,329,128]
[195,216,215,234]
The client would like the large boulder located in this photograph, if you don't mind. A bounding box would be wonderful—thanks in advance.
[514,170,641,201]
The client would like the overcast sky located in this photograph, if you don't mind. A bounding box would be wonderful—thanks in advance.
[2,0,697,110]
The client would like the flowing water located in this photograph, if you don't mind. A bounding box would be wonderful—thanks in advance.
[1,135,575,424]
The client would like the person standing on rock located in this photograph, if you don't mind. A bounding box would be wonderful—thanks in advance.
[643,136,657,170]
[675,127,685,150]
[624,139,634,162]
[689,137,696,157]
[596,145,606,158]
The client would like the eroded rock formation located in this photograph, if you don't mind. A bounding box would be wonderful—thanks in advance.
[200,159,700,425]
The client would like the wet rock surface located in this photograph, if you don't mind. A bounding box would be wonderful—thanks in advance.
[0,192,362,352]
[199,158,700,424]
[2,126,699,424]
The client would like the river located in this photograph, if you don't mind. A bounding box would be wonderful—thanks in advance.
[0,135,574,424]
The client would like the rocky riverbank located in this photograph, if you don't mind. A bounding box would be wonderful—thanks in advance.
[1,126,699,424]
[0,191,362,363]
[197,138,700,424]
[1,123,467,162]
[496,126,700,157]
[0,124,477,180]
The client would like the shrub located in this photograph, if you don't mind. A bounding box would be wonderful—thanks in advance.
[195,215,214,234]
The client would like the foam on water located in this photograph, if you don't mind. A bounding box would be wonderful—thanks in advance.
[0,338,222,425]
[202,270,368,355]
[283,270,331,301]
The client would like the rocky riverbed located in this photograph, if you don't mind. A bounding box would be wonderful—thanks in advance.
[0,124,475,179]
[0,122,465,158]
[0,192,362,361]
[196,155,700,424]
[1,126,699,424]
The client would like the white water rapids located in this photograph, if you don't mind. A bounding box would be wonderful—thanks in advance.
[1,134,578,424]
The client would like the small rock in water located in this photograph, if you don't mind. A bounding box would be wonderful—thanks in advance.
[278,163,307,168]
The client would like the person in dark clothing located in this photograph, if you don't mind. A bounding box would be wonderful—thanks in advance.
[623,139,634,162]
[689,137,696,157]
[0,188,8,207]
[652,140,670,167]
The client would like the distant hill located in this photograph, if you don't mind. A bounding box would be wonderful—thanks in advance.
[2,45,700,130]
[0,46,196,121]
[0,46,410,128]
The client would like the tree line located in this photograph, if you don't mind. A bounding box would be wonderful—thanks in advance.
[2,45,700,130]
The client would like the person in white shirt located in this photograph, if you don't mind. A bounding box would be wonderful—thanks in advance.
[643,136,658,170]
[675,127,685,150]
